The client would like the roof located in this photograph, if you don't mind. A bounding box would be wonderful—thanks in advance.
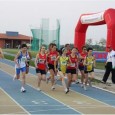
[0,33,32,40]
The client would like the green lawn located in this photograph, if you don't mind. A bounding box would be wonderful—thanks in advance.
[3,48,37,58]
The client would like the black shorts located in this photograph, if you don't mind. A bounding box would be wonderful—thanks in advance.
[36,68,46,75]
[66,68,76,74]
[79,65,84,71]
[48,64,55,70]
[48,64,58,72]
[84,69,94,73]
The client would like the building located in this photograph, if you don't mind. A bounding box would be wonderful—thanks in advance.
[0,31,32,48]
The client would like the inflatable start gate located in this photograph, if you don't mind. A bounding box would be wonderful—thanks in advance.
[74,8,115,52]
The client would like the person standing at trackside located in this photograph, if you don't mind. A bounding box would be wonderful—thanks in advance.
[102,46,115,84]
[54,48,69,94]
[79,46,87,87]
[14,44,28,92]
[47,44,59,90]
[83,47,96,90]
[35,45,47,91]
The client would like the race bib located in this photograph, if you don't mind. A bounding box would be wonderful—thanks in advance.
[70,63,75,67]
[21,57,26,62]
[61,61,67,65]
[51,56,56,61]
[38,59,45,64]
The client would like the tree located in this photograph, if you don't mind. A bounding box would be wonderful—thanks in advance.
[99,38,106,47]
[86,38,93,47]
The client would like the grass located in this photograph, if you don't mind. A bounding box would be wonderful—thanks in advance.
[3,48,37,58]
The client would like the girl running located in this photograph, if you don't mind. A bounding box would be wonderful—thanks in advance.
[83,47,96,90]
[47,44,59,90]
[35,45,47,91]
[66,47,79,90]
[54,48,69,94]
[79,46,87,87]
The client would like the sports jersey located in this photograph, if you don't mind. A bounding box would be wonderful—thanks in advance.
[37,53,47,70]
[59,56,69,73]
[48,51,58,65]
[85,56,94,71]
[15,51,28,68]
[79,52,87,66]
[66,50,71,56]
[67,55,77,69]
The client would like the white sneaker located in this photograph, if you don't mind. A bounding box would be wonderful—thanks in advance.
[65,88,69,94]
[20,87,26,93]
[51,86,55,90]
[84,85,87,91]
[75,80,79,84]
[37,87,41,91]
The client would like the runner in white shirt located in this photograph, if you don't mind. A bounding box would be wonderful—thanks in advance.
[14,44,28,92]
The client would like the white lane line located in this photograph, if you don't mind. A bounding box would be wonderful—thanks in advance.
[0,67,81,114]
[0,87,30,115]
[2,59,115,95]
[2,59,115,109]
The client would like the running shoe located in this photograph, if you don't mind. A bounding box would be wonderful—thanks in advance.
[20,87,26,93]
[51,86,55,90]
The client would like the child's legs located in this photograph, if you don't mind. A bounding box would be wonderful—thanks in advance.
[16,68,20,79]
[21,67,26,87]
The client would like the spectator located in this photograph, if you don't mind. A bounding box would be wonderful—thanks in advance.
[102,46,115,84]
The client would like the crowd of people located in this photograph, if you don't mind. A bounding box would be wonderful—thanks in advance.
[0,43,115,93]
[12,43,96,93]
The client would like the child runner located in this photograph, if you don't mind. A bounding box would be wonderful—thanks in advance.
[14,44,28,92]
[54,48,69,94]
[66,47,78,90]
[26,46,32,74]
[65,44,71,56]
[46,43,54,83]
[47,44,59,90]
[79,46,87,87]
[83,47,96,90]
[35,45,47,91]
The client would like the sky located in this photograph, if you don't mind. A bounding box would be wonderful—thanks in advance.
[0,0,115,45]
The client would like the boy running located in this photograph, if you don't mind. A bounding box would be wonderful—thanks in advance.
[14,44,28,92]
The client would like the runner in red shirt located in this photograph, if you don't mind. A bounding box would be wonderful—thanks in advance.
[47,44,59,90]
[66,47,78,90]
[35,45,47,91]
[79,46,87,87]
[65,44,71,56]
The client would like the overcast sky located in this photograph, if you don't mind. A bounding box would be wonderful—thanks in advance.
[0,0,115,45]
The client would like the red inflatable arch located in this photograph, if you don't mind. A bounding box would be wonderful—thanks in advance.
[74,8,115,52]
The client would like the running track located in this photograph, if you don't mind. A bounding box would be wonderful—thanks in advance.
[0,59,115,114]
